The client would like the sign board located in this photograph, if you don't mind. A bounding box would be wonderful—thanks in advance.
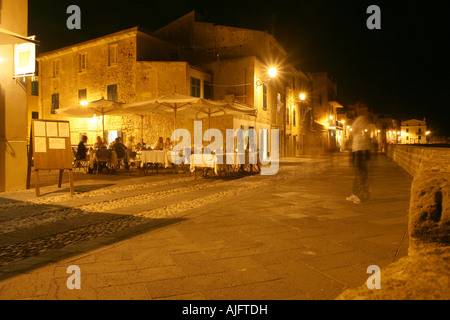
[29,120,74,196]
[32,120,73,170]
[14,42,36,76]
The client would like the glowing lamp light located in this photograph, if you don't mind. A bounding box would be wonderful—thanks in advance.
[426,131,431,135]
[0,57,5,63]
[268,68,277,78]
[365,129,368,132]
[347,126,350,129]
[80,100,89,106]
[341,120,345,124]
[329,116,334,120]
[299,93,306,101]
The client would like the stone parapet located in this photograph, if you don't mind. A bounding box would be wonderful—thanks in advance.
[337,145,450,299]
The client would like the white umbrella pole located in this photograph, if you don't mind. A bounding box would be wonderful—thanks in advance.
[102,114,106,141]
[141,115,144,145]
[174,107,177,138]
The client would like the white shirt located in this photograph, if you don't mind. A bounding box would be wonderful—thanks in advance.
[352,115,371,151]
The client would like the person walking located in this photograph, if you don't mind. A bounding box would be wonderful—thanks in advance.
[347,100,371,204]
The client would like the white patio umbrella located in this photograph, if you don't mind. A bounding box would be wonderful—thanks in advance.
[55,98,124,140]
[124,93,257,134]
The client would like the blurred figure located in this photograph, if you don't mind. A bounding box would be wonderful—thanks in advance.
[164,137,172,150]
[125,136,134,150]
[94,136,104,150]
[152,137,164,150]
[76,135,88,160]
[347,100,371,204]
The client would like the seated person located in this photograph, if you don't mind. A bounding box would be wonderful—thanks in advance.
[151,137,164,150]
[111,137,129,169]
[125,137,134,150]
[76,136,88,160]
[164,137,172,150]
[94,136,104,150]
[112,137,127,158]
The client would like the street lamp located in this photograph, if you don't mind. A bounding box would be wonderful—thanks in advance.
[268,68,277,78]
[80,100,89,106]
[256,67,278,86]
[299,93,306,101]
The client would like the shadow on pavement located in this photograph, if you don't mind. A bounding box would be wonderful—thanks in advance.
[0,197,187,281]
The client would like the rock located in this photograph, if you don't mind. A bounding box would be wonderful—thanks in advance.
[409,163,450,247]
[336,246,450,300]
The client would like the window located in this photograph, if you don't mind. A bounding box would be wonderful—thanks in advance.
[318,95,322,105]
[286,106,290,125]
[418,136,422,140]
[263,84,268,110]
[52,60,60,78]
[107,84,118,102]
[51,94,59,114]
[190,77,201,98]
[78,89,87,103]
[406,136,409,141]
[293,108,296,127]
[406,129,409,133]
[108,45,118,66]
[31,112,39,120]
[31,81,39,96]
[79,53,87,72]
[203,81,212,99]
[418,128,422,133]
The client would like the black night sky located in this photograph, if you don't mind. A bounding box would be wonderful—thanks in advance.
[28,0,449,136]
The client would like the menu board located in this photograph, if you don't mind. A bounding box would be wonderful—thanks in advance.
[32,120,73,170]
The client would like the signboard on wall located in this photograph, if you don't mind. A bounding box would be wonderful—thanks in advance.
[14,42,35,76]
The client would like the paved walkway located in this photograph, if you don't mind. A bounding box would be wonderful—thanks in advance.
[0,153,412,300]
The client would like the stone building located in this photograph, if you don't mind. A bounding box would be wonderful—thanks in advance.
[154,11,314,157]
[400,119,428,144]
[37,27,213,146]
[0,0,35,192]
[36,11,324,157]
[307,72,344,153]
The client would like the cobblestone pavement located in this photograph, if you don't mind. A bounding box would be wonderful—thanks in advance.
[0,153,412,300]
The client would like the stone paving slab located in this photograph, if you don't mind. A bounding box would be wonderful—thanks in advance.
[0,153,412,300]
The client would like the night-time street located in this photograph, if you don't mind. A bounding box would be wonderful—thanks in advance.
[1,0,449,304]
[0,154,412,299]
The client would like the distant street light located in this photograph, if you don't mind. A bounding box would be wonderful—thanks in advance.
[299,93,306,101]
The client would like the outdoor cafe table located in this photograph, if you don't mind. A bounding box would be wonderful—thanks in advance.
[189,152,259,178]
[138,150,172,173]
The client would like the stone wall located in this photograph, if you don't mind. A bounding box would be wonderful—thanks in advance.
[386,145,450,248]
[337,145,450,299]
[386,144,450,177]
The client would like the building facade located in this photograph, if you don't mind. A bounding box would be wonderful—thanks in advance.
[37,27,213,147]
[0,0,34,192]
[400,119,428,144]
[34,11,342,159]
[308,72,344,153]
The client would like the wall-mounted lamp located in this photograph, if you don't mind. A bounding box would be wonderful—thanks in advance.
[256,67,278,86]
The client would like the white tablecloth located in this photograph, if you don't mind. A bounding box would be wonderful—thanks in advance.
[139,150,172,168]
[190,154,221,175]
[190,152,260,175]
